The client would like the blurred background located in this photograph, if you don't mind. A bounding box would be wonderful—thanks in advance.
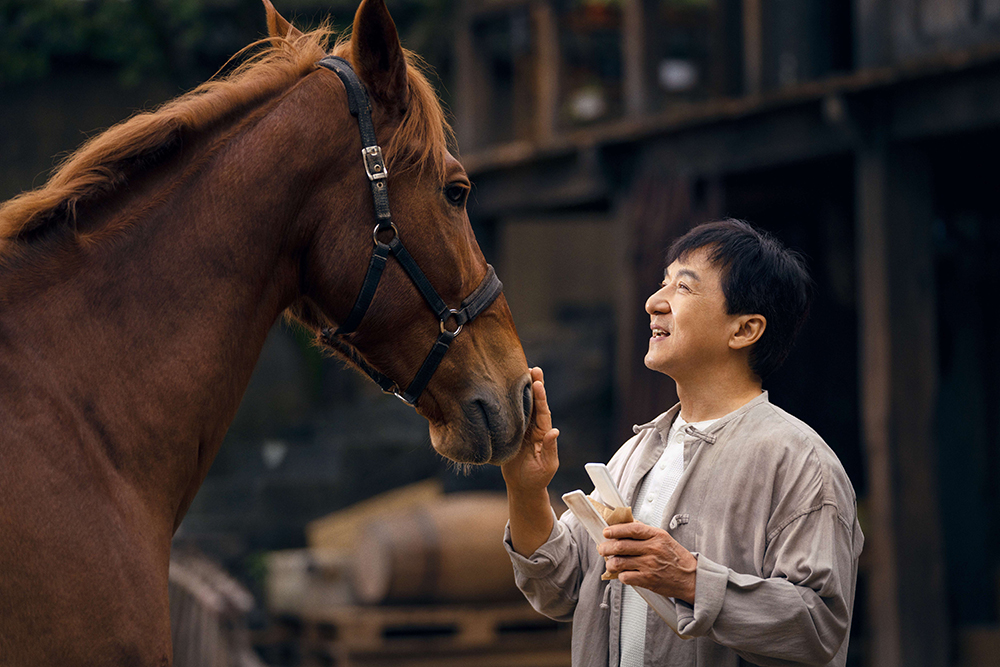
[2,1,999,666]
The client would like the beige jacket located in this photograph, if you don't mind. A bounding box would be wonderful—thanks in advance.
[505,392,863,666]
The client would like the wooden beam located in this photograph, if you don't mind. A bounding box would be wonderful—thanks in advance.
[453,8,481,151]
[531,0,559,143]
[888,64,1000,140]
[856,136,949,667]
[742,0,763,95]
[855,0,887,68]
[622,0,646,117]
[464,46,1000,175]
[469,148,609,217]
[620,101,852,177]
[856,138,902,667]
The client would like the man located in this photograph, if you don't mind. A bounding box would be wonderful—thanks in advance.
[502,219,863,666]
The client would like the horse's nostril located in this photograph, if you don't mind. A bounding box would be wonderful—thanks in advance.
[522,380,533,424]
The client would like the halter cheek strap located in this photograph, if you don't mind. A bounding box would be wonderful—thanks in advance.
[315,55,503,407]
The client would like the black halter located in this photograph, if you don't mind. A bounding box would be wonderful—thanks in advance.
[315,56,503,407]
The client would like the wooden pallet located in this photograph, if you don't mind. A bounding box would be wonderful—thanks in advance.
[260,601,572,667]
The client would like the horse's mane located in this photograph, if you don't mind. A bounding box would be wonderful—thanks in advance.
[0,24,453,242]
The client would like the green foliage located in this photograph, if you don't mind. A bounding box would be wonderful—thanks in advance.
[242,550,269,591]
[0,0,217,85]
[0,0,456,87]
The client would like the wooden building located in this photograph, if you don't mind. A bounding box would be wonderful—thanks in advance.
[452,2,1000,666]
[1,2,997,664]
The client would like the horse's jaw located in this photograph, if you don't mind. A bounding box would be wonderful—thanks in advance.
[428,422,519,467]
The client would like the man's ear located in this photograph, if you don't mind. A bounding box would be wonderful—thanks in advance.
[263,0,303,40]
[351,0,410,117]
[730,314,766,351]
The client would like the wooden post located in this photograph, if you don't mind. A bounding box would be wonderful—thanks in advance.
[532,0,559,143]
[622,0,646,117]
[856,136,949,667]
[855,0,896,68]
[453,5,484,151]
[742,0,762,95]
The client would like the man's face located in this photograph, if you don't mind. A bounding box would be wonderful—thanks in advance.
[644,249,739,378]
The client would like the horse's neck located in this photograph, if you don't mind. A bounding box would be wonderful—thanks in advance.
[3,70,360,531]
[132,180,300,524]
[4,115,318,526]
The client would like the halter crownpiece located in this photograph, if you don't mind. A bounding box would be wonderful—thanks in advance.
[315,55,504,406]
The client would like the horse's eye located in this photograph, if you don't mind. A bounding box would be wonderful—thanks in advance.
[444,183,469,207]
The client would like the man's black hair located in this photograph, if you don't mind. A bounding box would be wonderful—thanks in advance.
[665,219,812,379]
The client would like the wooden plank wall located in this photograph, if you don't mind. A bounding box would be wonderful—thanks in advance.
[856,131,949,667]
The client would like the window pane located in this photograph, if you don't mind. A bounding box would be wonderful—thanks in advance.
[647,0,718,107]
[558,0,625,126]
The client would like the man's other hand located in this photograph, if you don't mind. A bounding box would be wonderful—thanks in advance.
[599,522,698,604]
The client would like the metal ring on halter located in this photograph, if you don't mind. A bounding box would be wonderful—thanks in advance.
[373,222,399,246]
[440,309,463,336]
[385,385,413,406]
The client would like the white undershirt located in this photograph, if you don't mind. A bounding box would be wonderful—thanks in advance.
[619,413,717,667]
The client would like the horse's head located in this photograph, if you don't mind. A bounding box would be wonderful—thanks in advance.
[272,0,531,465]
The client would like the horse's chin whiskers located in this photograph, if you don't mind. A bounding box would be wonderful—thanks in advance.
[444,459,477,477]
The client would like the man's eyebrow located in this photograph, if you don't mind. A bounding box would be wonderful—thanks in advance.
[664,268,701,282]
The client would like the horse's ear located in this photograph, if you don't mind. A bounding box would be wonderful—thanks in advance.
[352,0,410,117]
[263,0,303,40]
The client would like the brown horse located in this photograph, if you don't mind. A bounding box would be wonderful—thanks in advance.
[0,1,530,664]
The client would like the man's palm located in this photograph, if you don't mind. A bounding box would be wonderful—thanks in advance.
[503,367,559,491]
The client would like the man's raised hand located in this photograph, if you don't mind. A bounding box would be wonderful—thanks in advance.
[502,367,560,556]
[502,366,560,493]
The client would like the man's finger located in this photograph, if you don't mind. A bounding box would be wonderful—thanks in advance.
[602,521,660,541]
[597,538,646,558]
[617,570,648,588]
[604,554,643,574]
[532,379,549,410]
[531,381,552,430]
[532,380,546,405]
[540,428,559,459]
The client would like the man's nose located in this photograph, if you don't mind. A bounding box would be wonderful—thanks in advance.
[645,287,670,315]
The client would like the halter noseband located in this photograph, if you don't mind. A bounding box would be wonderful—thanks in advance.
[315,56,503,407]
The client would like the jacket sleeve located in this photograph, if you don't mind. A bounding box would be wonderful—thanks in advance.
[674,503,863,666]
[503,431,647,623]
[504,507,593,622]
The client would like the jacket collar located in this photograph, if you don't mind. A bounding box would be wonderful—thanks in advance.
[632,391,770,443]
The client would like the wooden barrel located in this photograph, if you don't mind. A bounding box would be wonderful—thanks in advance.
[350,492,523,604]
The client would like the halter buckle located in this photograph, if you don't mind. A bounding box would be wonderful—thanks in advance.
[363,146,388,181]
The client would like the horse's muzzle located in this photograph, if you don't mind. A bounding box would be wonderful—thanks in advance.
[456,374,531,465]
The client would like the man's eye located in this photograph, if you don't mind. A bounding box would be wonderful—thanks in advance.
[444,183,469,207]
